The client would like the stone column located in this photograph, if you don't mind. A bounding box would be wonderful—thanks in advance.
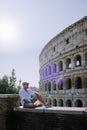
[71,55,75,69]
[51,82,53,94]
[63,78,66,93]
[81,52,86,67]
[63,59,66,71]
[71,76,75,107]
[63,98,66,107]
[0,94,20,130]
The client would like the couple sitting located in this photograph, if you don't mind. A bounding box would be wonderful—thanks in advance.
[19,82,46,108]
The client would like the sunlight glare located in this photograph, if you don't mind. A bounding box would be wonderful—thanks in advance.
[0,18,20,51]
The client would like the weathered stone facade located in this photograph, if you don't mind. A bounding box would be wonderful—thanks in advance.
[0,94,20,130]
[39,16,87,107]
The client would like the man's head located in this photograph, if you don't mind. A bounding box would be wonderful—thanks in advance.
[22,82,29,90]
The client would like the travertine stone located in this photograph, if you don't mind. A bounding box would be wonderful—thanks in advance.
[39,16,87,107]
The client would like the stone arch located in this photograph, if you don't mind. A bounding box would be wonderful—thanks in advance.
[58,82,63,90]
[65,78,71,89]
[45,83,47,91]
[53,99,57,106]
[45,98,47,103]
[48,82,51,93]
[75,55,81,67]
[57,77,64,90]
[42,69,45,77]
[66,58,71,69]
[45,68,47,76]
[53,81,56,91]
[75,77,82,89]
[48,65,51,75]
[75,99,83,107]
[66,99,72,107]
[59,99,63,106]
[59,61,63,71]
[49,98,51,105]
[53,64,57,73]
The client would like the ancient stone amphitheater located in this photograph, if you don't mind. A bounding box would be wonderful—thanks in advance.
[39,16,87,107]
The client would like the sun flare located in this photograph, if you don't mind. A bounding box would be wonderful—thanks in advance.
[0,19,20,49]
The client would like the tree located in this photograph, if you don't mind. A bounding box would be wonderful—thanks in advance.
[0,69,19,94]
[9,69,16,88]
[0,75,9,94]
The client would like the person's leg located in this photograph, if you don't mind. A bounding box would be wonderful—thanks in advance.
[23,102,36,108]
[31,97,43,107]
[35,93,45,105]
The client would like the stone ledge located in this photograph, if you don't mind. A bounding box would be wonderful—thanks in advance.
[0,94,20,111]
[0,94,19,98]
[14,106,87,115]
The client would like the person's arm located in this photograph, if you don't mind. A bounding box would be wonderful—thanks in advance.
[35,91,40,95]
[30,89,40,95]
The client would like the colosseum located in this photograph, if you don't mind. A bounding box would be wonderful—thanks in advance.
[39,16,87,107]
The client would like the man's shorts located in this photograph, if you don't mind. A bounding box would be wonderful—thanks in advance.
[23,97,37,108]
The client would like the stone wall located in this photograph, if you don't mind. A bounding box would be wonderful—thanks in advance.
[39,16,87,107]
[0,94,87,130]
[10,107,87,130]
[0,94,20,130]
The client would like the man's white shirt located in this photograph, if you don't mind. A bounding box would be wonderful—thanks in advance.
[19,88,35,106]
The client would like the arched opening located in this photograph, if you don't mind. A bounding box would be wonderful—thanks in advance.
[49,65,51,75]
[66,99,72,107]
[45,68,47,76]
[58,82,63,90]
[75,100,83,107]
[49,99,51,105]
[59,61,63,71]
[66,58,71,69]
[59,99,63,107]
[43,70,45,77]
[45,98,47,103]
[75,55,81,67]
[65,78,71,89]
[57,77,64,90]
[53,99,57,106]
[75,77,82,89]
[45,83,47,91]
[53,64,57,73]
[53,81,56,91]
[48,82,51,93]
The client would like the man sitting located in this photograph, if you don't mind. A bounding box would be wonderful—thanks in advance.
[19,82,46,108]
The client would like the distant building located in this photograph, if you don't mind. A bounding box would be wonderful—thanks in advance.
[39,16,87,107]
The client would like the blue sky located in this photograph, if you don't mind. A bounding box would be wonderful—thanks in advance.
[0,0,87,87]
